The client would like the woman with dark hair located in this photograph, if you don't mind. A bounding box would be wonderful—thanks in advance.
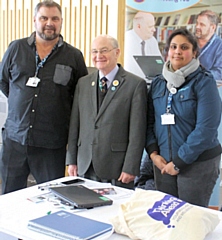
[146,28,221,207]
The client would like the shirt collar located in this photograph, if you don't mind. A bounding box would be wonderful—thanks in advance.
[132,29,144,43]
[208,33,216,43]
[99,65,119,84]
[99,65,119,88]
[200,34,216,50]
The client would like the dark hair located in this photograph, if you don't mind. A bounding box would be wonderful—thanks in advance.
[165,28,199,58]
[34,0,62,16]
[197,10,219,27]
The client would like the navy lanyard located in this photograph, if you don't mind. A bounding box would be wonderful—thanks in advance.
[35,44,57,77]
[166,92,173,113]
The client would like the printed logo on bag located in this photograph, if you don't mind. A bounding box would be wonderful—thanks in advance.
[147,195,186,226]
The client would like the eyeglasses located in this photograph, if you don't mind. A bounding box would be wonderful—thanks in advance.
[90,48,116,55]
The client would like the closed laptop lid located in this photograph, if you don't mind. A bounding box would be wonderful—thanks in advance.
[49,185,113,209]
[133,55,164,79]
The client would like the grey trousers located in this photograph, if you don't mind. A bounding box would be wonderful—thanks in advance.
[154,155,221,207]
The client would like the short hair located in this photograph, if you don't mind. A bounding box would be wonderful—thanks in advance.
[197,10,219,27]
[106,35,119,49]
[165,28,199,57]
[94,35,119,49]
[34,0,62,16]
[133,12,154,27]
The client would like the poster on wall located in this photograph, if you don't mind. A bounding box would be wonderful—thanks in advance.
[124,0,222,83]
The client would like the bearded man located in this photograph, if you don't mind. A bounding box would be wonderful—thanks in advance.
[195,10,222,80]
[0,0,87,194]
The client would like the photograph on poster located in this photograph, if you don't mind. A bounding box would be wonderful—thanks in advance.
[125,1,222,72]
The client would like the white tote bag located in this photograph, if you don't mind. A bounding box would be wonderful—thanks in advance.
[110,189,220,240]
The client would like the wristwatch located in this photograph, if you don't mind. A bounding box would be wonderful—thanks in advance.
[173,164,180,172]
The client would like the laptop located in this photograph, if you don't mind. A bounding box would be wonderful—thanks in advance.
[133,55,164,80]
[49,185,113,209]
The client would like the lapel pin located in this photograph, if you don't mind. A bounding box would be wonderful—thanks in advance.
[112,80,119,87]
[92,81,95,86]
[111,86,116,91]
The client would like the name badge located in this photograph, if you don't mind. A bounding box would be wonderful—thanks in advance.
[161,113,175,125]
[26,77,40,87]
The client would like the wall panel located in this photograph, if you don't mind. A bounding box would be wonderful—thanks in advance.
[0,0,125,66]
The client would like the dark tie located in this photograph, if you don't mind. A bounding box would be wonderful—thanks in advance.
[141,40,145,56]
[99,77,108,93]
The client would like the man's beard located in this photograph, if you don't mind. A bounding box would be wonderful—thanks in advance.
[37,27,60,41]
[195,29,202,39]
[37,31,59,41]
[195,28,210,40]
[195,33,202,39]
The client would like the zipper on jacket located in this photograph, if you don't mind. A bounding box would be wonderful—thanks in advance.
[165,91,173,162]
[168,125,173,162]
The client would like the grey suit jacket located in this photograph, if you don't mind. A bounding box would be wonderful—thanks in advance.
[66,64,148,179]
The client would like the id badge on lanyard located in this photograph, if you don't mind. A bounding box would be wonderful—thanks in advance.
[26,45,55,87]
[26,76,40,87]
[161,92,175,125]
[161,113,175,125]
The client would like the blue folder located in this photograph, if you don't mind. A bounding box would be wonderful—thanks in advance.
[28,210,113,240]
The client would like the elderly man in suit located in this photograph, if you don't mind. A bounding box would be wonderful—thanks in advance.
[66,35,147,189]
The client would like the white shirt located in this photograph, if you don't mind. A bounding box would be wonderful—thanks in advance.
[124,29,162,80]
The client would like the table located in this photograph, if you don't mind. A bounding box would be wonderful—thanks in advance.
[0,177,130,240]
[0,177,222,240]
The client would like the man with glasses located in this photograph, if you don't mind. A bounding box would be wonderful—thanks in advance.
[195,10,222,81]
[66,35,147,189]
